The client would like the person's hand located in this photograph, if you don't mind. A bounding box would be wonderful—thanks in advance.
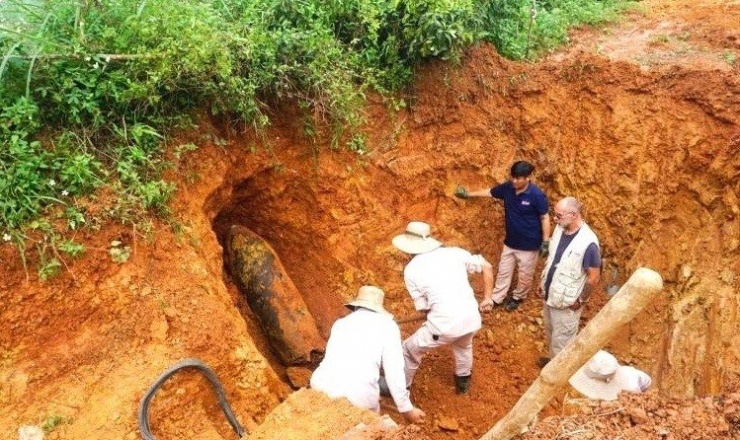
[568,298,585,311]
[402,407,426,424]
[454,186,469,199]
[539,240,549,258]
[479,297,494,312]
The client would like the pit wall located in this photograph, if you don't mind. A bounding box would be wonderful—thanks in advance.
[0,158,290,439]
[207,46,739,398]
[2,42,736,440]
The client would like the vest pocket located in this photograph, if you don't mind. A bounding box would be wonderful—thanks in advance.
[549,271,582,307]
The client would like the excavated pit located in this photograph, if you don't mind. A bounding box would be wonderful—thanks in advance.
[0,0,740,440]
[205,44,740,438]
[3,5,737,438]
[212,169,351,341]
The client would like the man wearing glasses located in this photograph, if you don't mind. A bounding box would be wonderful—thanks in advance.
[454,161,551,312]
[539,196,601,366]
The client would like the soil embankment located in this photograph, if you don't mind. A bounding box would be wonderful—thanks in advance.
[1,0,738,439]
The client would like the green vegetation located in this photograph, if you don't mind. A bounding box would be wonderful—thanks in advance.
[482,0,630,60]
[722,51,737,65]
[109,239,132,263]
[1,0,629,277]
[41,414,71,433]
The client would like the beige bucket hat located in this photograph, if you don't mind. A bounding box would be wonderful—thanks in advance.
[568,350,631,400]
[345,285,391,316]
[392,221,442,255]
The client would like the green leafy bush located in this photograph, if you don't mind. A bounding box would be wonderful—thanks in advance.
[478,0,631,59]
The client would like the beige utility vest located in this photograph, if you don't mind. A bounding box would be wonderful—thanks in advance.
[541,223,599,309]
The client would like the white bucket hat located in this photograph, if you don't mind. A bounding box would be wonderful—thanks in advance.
[392,221,442,255]
[345,285,391,316]
[568,350,630,400]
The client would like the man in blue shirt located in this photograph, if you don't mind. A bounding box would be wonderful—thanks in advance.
[454,161,551,311]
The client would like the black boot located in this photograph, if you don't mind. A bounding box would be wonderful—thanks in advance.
[454,374,471,394]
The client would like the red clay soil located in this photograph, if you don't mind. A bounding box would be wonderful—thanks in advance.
[1,0,739,439]
[247,389,424,440]
[522,391,740,440]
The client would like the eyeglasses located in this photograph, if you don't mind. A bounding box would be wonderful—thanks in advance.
[553,211,575,219]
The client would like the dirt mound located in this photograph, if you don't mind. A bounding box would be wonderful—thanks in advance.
[248,388,424,440]
[523,392,740,440]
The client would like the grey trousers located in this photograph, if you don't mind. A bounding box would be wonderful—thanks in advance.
[543,303,582,358]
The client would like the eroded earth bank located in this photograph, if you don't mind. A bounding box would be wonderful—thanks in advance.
[1,0,739,439]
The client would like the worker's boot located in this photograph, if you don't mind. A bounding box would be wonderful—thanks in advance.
[454,374,471,394]
[504,297,522,311]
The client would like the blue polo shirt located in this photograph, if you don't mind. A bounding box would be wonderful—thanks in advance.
[490,181,549,251]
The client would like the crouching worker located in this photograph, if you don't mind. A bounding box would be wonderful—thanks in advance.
[310,285,426,424]
[568,350,652,401]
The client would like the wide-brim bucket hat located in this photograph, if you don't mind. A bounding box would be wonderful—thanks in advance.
[392,221,442,255]
[345,285,392,316]
[568,350,629,400]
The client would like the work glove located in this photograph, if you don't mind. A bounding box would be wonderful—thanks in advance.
[454,186,469,199]
[539,240,549,258]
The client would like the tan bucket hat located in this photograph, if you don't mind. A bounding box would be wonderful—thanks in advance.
[345,285,391,316]
[392,221,442,255]
[568,350,631,400]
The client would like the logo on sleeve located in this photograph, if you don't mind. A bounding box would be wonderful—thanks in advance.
[521,200,531,206]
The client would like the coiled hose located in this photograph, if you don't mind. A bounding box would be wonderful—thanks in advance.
[138,358,246,439]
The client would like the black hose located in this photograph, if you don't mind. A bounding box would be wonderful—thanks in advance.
[138,358,246,439]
